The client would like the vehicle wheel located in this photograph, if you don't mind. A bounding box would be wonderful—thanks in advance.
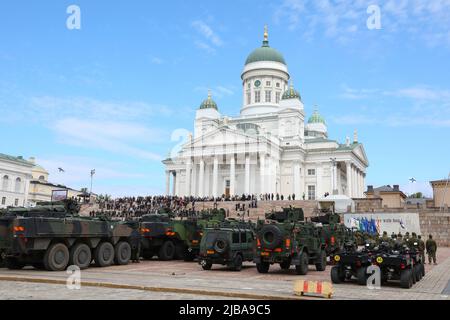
[259,225,283,250]
[400,269,413,289]
[356,267,368,285]
[279,260,291,270]
[201,260,212,270]
[213,239,228,254]
[230,254,243,271]
[256,262,270,273]
[158,241,175,261]
[331,266,345,284]
[142,250,154,260]
[175,243,186,260]
[44,243,70,271]
[94,242,115,267]
[295,252,309,275]
[315,250,327,271]
[69,243,92,269]
[5,258,25,270]
[114,241,131,265]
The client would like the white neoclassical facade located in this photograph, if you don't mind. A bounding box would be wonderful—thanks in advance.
[163,28,369,200]
[0,153,34,208]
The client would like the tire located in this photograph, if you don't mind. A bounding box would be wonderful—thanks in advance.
[279,260,291,270]
[175,243,186,260]
[331,266,345,284]
[201,260,212,270]
[114,241,131,265]
[43,243,70,271]
[230,254,243,271]
[400,269,413,289]
[69,243,92,269]
[256,262,270,273]
[5,258,25,270]
[295,252,309,275]
[315,250,327,271]
[213,239,228,254]
[356,267,368,285]
[94,242,115,267]
[259,225,283,250]
[158,241,175,261]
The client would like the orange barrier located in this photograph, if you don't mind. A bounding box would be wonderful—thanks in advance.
[294,280,333,299]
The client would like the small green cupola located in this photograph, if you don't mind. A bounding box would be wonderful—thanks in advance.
[282,82,301,100]
[199,90,218,110]
[308,108,326,125]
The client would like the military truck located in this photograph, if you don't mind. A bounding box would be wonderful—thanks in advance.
[330,240,373,285]
[198,220,255,271]
[139,208,226,261]
[254,207,327,275]
[0,200,140,271]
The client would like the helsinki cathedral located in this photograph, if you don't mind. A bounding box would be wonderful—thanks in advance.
[163,27,369,200]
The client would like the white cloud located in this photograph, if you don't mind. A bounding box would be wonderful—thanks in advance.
[150,57,164,65]
[191,20,224,53]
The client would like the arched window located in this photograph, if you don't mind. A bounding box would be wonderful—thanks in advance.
[15,177,22,193]
[39,175,45,181]
[2,175,8,191]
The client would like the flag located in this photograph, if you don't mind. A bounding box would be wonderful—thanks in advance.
[399,219,405,229]
[90,169,96,176]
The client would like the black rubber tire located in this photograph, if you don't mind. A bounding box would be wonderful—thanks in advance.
[413,265,421,281]
[69,243,92,270]
[230,254,243,271]
[175,243,186,260]
[400,269,413,289]
[94,242,115,267]
[315,250,327,271]
[259,225,283,250]
[114,241,131,265]
[295,252,309,275]
[356,267,368,285]
[213,239,228,254]
[256,262,270,273]
[5,258,25,270]
[331,266,345,284]
[44,243,70,271]
[201,260,212,270]
[158,241,175,261]
[279,260,291,270]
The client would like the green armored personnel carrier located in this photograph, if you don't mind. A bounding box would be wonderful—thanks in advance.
[139,208,226,261]
[0,200,140,271]
[254,207,327,275]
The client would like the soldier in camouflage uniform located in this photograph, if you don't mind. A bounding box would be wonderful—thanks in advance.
[417,235,426,264]
[426,234,437,265]
[380,231,392,246]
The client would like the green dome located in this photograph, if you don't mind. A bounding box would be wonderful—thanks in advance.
[199,92,218,110]
[245,27,286,65]
[308,110,326,124]
[282,83,301,100]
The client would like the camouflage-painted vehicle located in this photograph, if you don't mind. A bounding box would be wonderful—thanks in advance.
[0,200,140,271]
[254,207,327,275]
[198,220,255,271]
[330,240,373,285]
[139,208,226,261]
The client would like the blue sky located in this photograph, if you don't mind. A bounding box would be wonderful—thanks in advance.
[0,0,449,197]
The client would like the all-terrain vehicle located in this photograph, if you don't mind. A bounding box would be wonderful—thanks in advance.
[254,207,327,275]
[198,220,255,271]
[0,200,140,271]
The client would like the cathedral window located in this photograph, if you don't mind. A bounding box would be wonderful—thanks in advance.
[2,175,8,191]
[308,169,316,176]
[265,90,271,102]
[308,185,316,200]
[247,92,251,104]
[276,92,280,103]
[266,81,271,86]
[1,197,5,205]
[255,91,261,103]
[276,82,280,88]
[15,177,22,193]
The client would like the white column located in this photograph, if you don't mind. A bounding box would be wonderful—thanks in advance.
[165,171,170,195]
[316,164,323,199]
[175,171,180,196]
[230,155,235,196]
[192,161,198,196]
[204,162,210,197]
[294,162,300,199]
[213,156,218,198]
[245,155,250,195]
[299,165,305,200]
[346,162,352,197]
[172,172,176,196]
[185,159,192,196]
[260,154,266,195]
[199,159,205,197]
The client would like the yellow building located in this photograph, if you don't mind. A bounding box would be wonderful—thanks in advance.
[365,185,407,208]
[430,178,450,209]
